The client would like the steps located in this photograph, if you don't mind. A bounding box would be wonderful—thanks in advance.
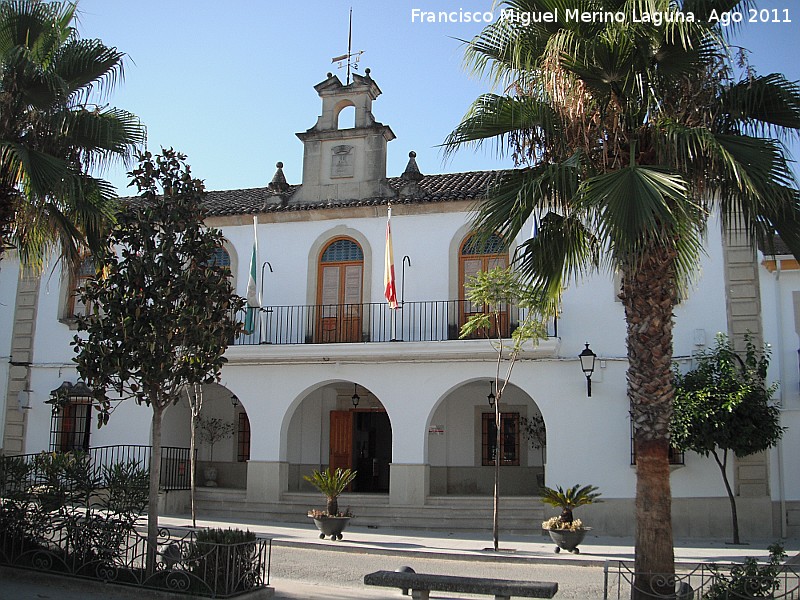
[188,488,544,533]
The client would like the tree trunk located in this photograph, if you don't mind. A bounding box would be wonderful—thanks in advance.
[712,449,740,544]
[327,496,338,516]
[493,399,501,551]
[190,409,197,528]
[621,247,677,600]
[146,402,165,576]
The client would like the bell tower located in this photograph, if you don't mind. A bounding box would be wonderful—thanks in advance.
[295,69,395,202]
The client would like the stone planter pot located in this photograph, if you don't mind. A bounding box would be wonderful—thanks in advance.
[203,466,218,487]
[309,515,351,540]
[545,527,590,554]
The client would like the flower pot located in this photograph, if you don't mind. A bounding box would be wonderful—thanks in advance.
[309,515,351,540]
[203,466,218,487]
[545,527,590,554]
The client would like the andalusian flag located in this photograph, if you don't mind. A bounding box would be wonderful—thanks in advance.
[244,216,259,333]
[384,206,398,309]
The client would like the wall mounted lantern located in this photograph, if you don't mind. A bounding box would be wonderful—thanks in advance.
[230,394,240,407]
[351,384,360,408]
[579,343,597,397]
[487,381,496,407]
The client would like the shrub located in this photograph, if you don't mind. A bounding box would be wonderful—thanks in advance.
[188,528,259,595]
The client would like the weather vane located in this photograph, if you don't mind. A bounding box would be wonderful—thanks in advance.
[331,7,364,85]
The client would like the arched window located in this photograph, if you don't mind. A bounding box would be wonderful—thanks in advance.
[316,237,364,343]
[459,233,509,338]
[208,247,231,271]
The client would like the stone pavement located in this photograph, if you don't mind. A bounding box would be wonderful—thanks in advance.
[1,515,797,599]
[160,514,798,566]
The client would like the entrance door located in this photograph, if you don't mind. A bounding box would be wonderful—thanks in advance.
[316,238,363,343]
[329,410,353,474]
[328,409,391,493]
[352,411,392,493]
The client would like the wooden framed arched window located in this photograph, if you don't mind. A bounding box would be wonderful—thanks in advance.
[316,237,364,343]
[459,233,509,338]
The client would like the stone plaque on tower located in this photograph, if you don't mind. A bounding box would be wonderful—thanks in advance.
[331,145,354,178]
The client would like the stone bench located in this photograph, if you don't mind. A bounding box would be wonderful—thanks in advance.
[364,570,558,600]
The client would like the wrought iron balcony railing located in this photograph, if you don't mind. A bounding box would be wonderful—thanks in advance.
[233,300,557,346]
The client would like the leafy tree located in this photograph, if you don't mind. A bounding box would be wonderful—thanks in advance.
[72,149,244,572]
[445,1,800,592]
[0,0,145,269]
[460,265,550,550]
[672,334,784,544]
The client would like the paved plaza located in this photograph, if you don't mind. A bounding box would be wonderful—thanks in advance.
[2,515,797,599]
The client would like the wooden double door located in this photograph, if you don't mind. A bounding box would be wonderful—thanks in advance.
[329,410,391,493]
[316,261,363,343]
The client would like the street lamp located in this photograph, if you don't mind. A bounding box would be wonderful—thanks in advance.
[579,343,597,397]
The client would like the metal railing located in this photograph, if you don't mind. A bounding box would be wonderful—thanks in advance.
[0,520,271,598]
[603,559,800,599]
[235,300,558,345]
[6,445,193,491]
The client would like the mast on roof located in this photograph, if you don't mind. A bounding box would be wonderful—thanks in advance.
[331,7,363,85]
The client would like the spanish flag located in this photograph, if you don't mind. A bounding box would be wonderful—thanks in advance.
[384,206,398,309]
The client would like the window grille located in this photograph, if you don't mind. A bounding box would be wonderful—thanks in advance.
[482,412,520,466]
[321,238,363,262]
[237,412,251,462]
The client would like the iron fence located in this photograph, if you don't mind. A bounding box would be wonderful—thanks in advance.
[603,559,800,599]
[235,300,558,345]
[0,519,271,598]
[4,445,193,492]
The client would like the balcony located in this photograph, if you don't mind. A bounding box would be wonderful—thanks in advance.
[232,300,558,346]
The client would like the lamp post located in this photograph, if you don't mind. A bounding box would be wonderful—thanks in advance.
[579,343,597,397]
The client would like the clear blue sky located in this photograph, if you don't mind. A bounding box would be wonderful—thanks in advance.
[76,0,800,195]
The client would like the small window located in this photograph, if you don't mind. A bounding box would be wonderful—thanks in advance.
[50,402,92,452]
[237,412,251,462]
[482,412,520,466]
[66,255,96,318]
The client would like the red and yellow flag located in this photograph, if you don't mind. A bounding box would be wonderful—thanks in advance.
[384,206,398,309]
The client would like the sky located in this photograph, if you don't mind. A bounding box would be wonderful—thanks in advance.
[75,0,800,196]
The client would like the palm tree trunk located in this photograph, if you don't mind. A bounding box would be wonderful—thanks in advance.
[621,247,676,600]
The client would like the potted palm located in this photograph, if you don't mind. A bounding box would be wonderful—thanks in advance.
[540,483,601,554]
[303,467,357,540]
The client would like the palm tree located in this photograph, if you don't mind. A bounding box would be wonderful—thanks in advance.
[445,1,800,597]
[0,0,145,269]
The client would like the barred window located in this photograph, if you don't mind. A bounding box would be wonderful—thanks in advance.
[237,412,251,462]
[482,412,520,466]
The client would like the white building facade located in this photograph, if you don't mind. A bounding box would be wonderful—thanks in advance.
[1,72,797,539]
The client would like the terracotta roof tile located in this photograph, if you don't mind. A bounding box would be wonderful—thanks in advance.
[198,170,500,217]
